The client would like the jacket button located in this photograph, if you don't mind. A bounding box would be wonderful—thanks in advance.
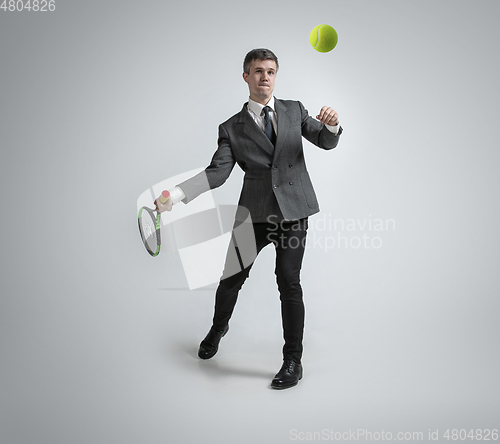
[272,166,277,170]
[289,164,293,168]
[273,184,278,189]
[289,181,293,185]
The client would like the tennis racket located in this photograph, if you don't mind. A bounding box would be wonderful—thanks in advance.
[138,190,170,257]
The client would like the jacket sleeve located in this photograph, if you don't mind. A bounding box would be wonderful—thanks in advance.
[298,101,343,150]
[176,124,236,204]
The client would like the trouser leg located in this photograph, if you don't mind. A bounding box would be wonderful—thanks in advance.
[273,219,308,362]
[212,223,271,331]
[212,265,251,331]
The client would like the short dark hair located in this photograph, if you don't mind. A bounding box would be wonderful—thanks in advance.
[243,48,279,74]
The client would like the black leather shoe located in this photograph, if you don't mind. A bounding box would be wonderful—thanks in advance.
[198,324,229,359]
[271,357,303,389]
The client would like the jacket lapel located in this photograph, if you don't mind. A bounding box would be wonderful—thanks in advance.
[273,99,291,164]
[238,103,275,156]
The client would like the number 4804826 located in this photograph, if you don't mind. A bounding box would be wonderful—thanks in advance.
[1,0,56,11]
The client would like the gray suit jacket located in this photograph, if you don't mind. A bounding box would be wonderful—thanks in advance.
[177,98,343,222]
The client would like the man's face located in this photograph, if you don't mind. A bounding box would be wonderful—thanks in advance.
[243,59,277,105]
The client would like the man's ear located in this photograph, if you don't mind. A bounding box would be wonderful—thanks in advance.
[242,72,249,84]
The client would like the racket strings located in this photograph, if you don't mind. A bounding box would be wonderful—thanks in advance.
[140,212,158,253]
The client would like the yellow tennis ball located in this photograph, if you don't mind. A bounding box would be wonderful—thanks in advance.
[310,24,338,53]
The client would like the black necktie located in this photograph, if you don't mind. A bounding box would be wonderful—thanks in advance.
[262,106,276,145]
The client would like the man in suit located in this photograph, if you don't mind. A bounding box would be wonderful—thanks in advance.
[156,48,342,389]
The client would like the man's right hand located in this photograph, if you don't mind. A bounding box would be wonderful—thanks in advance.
[154,194,173,213]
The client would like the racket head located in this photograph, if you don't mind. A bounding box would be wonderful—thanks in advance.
[138,206,161,257]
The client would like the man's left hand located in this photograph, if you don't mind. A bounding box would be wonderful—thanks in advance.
[316,106,339,126]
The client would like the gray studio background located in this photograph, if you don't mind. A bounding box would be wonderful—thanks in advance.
[1,0,499,443]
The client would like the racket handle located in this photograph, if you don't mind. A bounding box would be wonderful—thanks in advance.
[159,190,171,204]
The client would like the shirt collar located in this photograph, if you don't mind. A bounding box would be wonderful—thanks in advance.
[247,96,275,117]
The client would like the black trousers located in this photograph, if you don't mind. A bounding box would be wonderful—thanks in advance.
[212,218,308,362]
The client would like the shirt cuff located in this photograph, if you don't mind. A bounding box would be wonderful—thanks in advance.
[170,186,186,205]
[325,122,340,134]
